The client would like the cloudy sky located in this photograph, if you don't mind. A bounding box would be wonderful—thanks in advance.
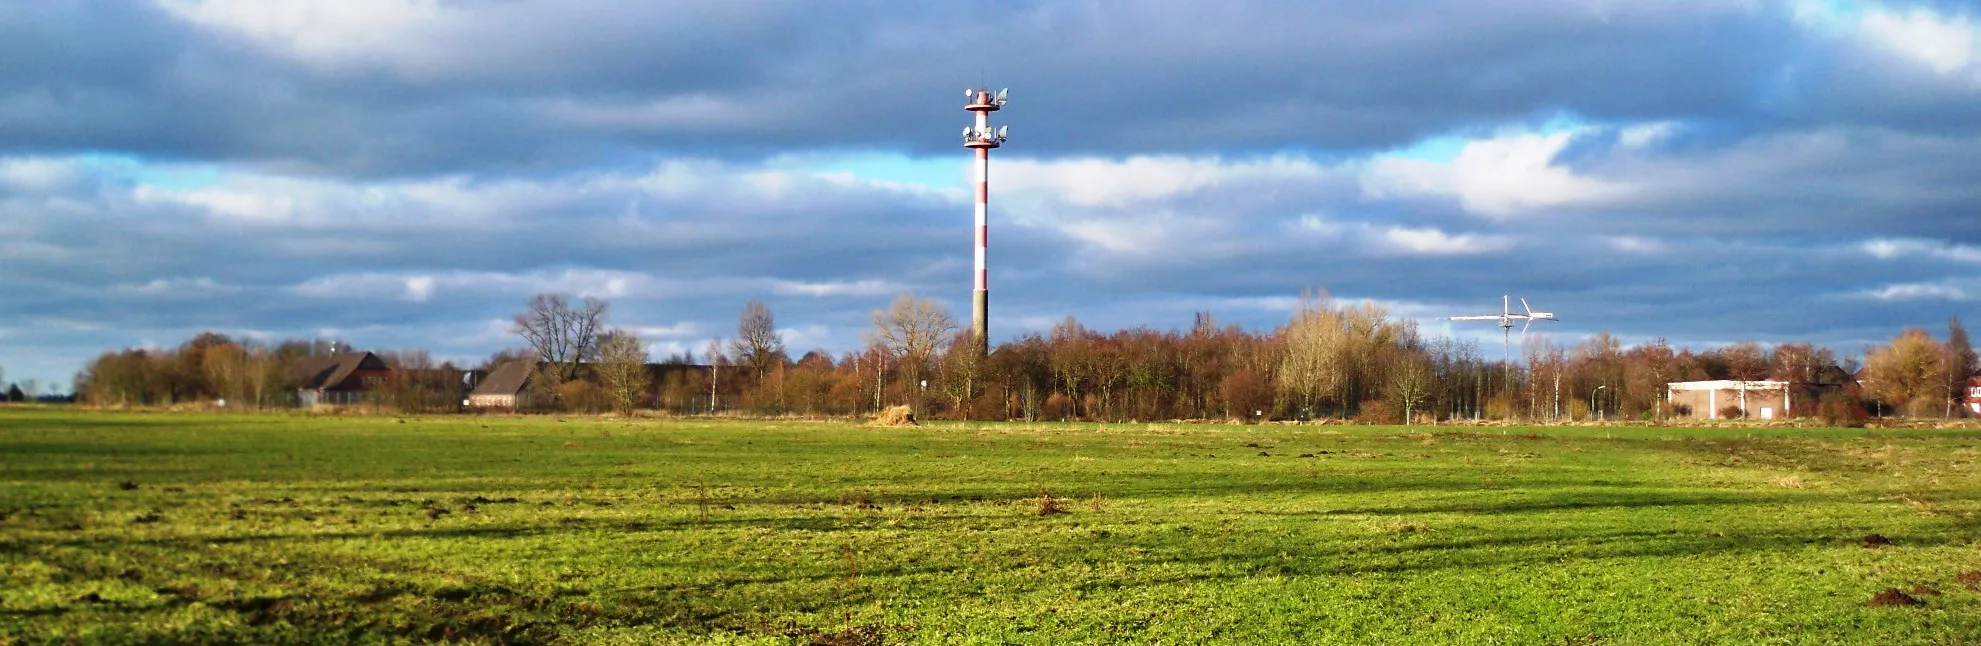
[3,0,1980,388]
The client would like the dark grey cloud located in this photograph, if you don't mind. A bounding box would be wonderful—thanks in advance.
[8,1,1973,177]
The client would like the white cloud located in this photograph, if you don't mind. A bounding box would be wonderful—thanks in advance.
[1292,214,1343,236]
[1380,226,1516,255]
[0,240,74,263]
[153,0,448,72]
[1292,217,1515,256]
[126,169,563,228]
[1862,7,1979,77]
[778,324,838,351]
[1862,238,1981,263]
[1059,220,1171,254]
[998,155,1333,208]
[402,276,436,302]
[134,184,297,222]
[291,268,662,301]
[1362,129,1631,217]
[0,157,81,193]
[458,318,519,346]
[540,95,769,132]
[1215,296,1302,312]
[288,269,918,305]
[770,279,903,298]
[630,322,701,339]
[115,277,233,295]
[1860,281,1974,302]
[1605,236,1666,253]
[1617,122,1680,148]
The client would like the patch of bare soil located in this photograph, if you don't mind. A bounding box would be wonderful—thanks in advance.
[1868,588,1923,607]
[1861,533,1891,548]
[1909,584,1942,597]
[869,405,917,427]
[1957,571,1981,591]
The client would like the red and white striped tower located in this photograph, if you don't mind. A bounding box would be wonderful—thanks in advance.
[962,87,1007,357]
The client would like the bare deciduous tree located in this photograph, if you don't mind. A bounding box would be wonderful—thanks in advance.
[203,342,245,407]
[595,329,652,415]
[1945,316,1976,418]
[868,293,957,406]
[1722,341,1771,383]
[732,301,785,383]
[1278,291,1347,419]
[705,337,727,412]
[1049,317,1090,418]
[512,293,609,401]
[1387,354,1433,423]
[937,331,984,418]
[246,345,292,409]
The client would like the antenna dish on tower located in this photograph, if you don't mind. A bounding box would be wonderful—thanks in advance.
[997,125,1007,139]
[996,88,1007,103]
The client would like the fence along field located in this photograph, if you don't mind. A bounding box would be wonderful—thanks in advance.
[2,408,1979,644]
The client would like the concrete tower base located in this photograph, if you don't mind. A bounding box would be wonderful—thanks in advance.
[971,289,989,356]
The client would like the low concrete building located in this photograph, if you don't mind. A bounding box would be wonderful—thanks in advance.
[1668,380,1795,420]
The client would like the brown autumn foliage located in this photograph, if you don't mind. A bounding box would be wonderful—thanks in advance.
[72,293,1981,423]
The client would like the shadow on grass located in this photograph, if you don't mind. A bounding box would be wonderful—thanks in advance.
[14,492,1977,642]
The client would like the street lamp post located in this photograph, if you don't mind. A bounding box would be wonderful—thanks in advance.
[1593,385,1608,422]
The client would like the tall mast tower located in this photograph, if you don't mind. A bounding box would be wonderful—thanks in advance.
[962,87,1008,357]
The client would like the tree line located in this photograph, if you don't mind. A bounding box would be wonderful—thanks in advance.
[497,291,1980,423]
[71,334,485,411]
[66,291,1980,422]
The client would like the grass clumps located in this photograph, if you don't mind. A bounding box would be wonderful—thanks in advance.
[3,409,1981,643]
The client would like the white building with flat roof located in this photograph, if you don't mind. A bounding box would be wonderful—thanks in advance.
[1668,380,1792,419]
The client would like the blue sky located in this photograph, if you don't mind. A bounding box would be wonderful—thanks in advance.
[3,0,1980,389]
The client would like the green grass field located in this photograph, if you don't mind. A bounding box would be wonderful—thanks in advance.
[2,408,1978,644]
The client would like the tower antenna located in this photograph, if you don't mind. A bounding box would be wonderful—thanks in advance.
[961,85,1008,357]
[1446,295,1561,399]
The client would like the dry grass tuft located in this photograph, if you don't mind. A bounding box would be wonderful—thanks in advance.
[1035,491,1066,516]
[1379,521,1431,534]
[1901,497,1940,517]
[1768,475,1806,489]
[869,406,917,427]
